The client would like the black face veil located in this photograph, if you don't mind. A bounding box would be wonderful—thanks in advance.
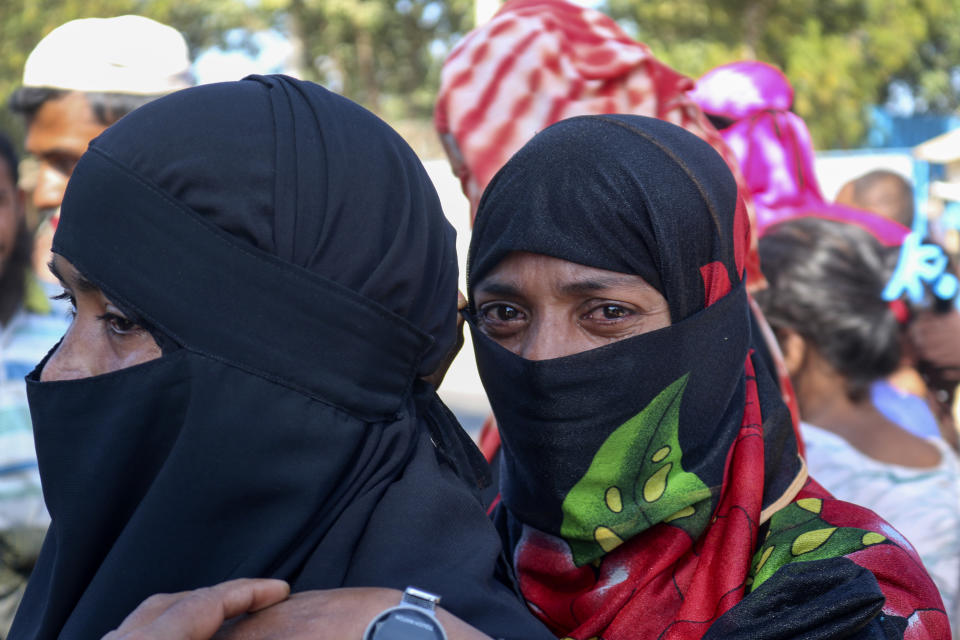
[12,75,550,640]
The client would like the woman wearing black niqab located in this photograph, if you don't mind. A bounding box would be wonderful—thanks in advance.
[464,115,949,639]
[10,75,550,640]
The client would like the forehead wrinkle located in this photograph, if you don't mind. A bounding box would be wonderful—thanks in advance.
[557,274,652,296]
[479,272,655,300]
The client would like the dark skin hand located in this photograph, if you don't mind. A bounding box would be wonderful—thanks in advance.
[105,584,494,640]
[213,588,492,640]
[910,309,960,380]
[102,578,290,640]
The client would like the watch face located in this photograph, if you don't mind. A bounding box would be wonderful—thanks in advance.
[368,607,445,640]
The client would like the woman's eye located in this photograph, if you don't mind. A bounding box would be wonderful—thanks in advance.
[477,303,527,334]
[494,305,521,321]
[585,304,633,321]
[52,290,77,316]
[97,313,141,336]
[479,303,523,322]
[601,305,629,319]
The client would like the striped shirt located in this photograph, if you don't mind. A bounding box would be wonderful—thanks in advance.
[0,276,70,531]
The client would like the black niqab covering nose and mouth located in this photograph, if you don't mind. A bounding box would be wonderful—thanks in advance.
[11,75,551,640]
[465,114,798,549]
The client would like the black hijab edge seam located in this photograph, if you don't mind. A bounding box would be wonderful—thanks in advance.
[81,147,434,339]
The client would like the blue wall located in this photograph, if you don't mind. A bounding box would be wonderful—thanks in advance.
[866,106,960,149]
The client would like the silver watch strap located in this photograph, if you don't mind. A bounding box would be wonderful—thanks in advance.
[400,586,441,613]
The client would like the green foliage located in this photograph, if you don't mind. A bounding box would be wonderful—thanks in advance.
[603,0,960,149]
[0,0,473,150]
[7,1,953,150]
[269,0,473,119]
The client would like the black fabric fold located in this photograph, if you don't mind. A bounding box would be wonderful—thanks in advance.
[702,557,900,640]
[55,149,431,420]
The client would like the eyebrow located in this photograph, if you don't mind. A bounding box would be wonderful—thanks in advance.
[47,259,100,293]
[474,281,521,297]
[476,274,651,298]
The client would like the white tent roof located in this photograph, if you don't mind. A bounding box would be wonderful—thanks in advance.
[914,127,960,163]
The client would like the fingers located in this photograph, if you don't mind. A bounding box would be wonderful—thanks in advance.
[214,578,291,616]
[104,592,183,636]
[104,579,290,640]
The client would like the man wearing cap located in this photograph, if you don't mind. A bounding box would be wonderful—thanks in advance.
[8,14,194,279]
[1,16,192,634]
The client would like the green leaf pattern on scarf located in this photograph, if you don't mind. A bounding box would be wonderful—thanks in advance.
[748,498,888,591]
[560,373,714,566]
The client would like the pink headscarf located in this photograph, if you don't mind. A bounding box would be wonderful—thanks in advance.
[690,61,908,245]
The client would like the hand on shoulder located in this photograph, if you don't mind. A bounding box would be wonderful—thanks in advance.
[105,583,494,640]
[102,578,289,640]
[215,587,494,640]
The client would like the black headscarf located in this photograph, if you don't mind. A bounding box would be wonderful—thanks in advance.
[464,115,807,637]
[466,114,798,545]
[461,115,947,640]
[468,114,744,322]
[12,75,551,640]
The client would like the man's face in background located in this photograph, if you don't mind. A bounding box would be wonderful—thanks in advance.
[20,91,107,283]
[24,91,106,216]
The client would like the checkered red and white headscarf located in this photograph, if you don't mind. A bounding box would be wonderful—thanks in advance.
[435,0,762,284]
[436,1,803,463]
[436,4,719,205]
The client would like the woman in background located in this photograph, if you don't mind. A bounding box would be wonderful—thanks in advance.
[755,216,960,632]
[691,60,960,447]
[690,60,908,244]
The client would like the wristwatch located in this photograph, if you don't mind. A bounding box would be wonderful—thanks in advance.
[363,587,448,640]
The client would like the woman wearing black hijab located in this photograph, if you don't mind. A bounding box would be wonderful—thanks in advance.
[462,115,948,639]
[10,75,551,640]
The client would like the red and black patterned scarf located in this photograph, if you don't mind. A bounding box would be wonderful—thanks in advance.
[467,115,949,639]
